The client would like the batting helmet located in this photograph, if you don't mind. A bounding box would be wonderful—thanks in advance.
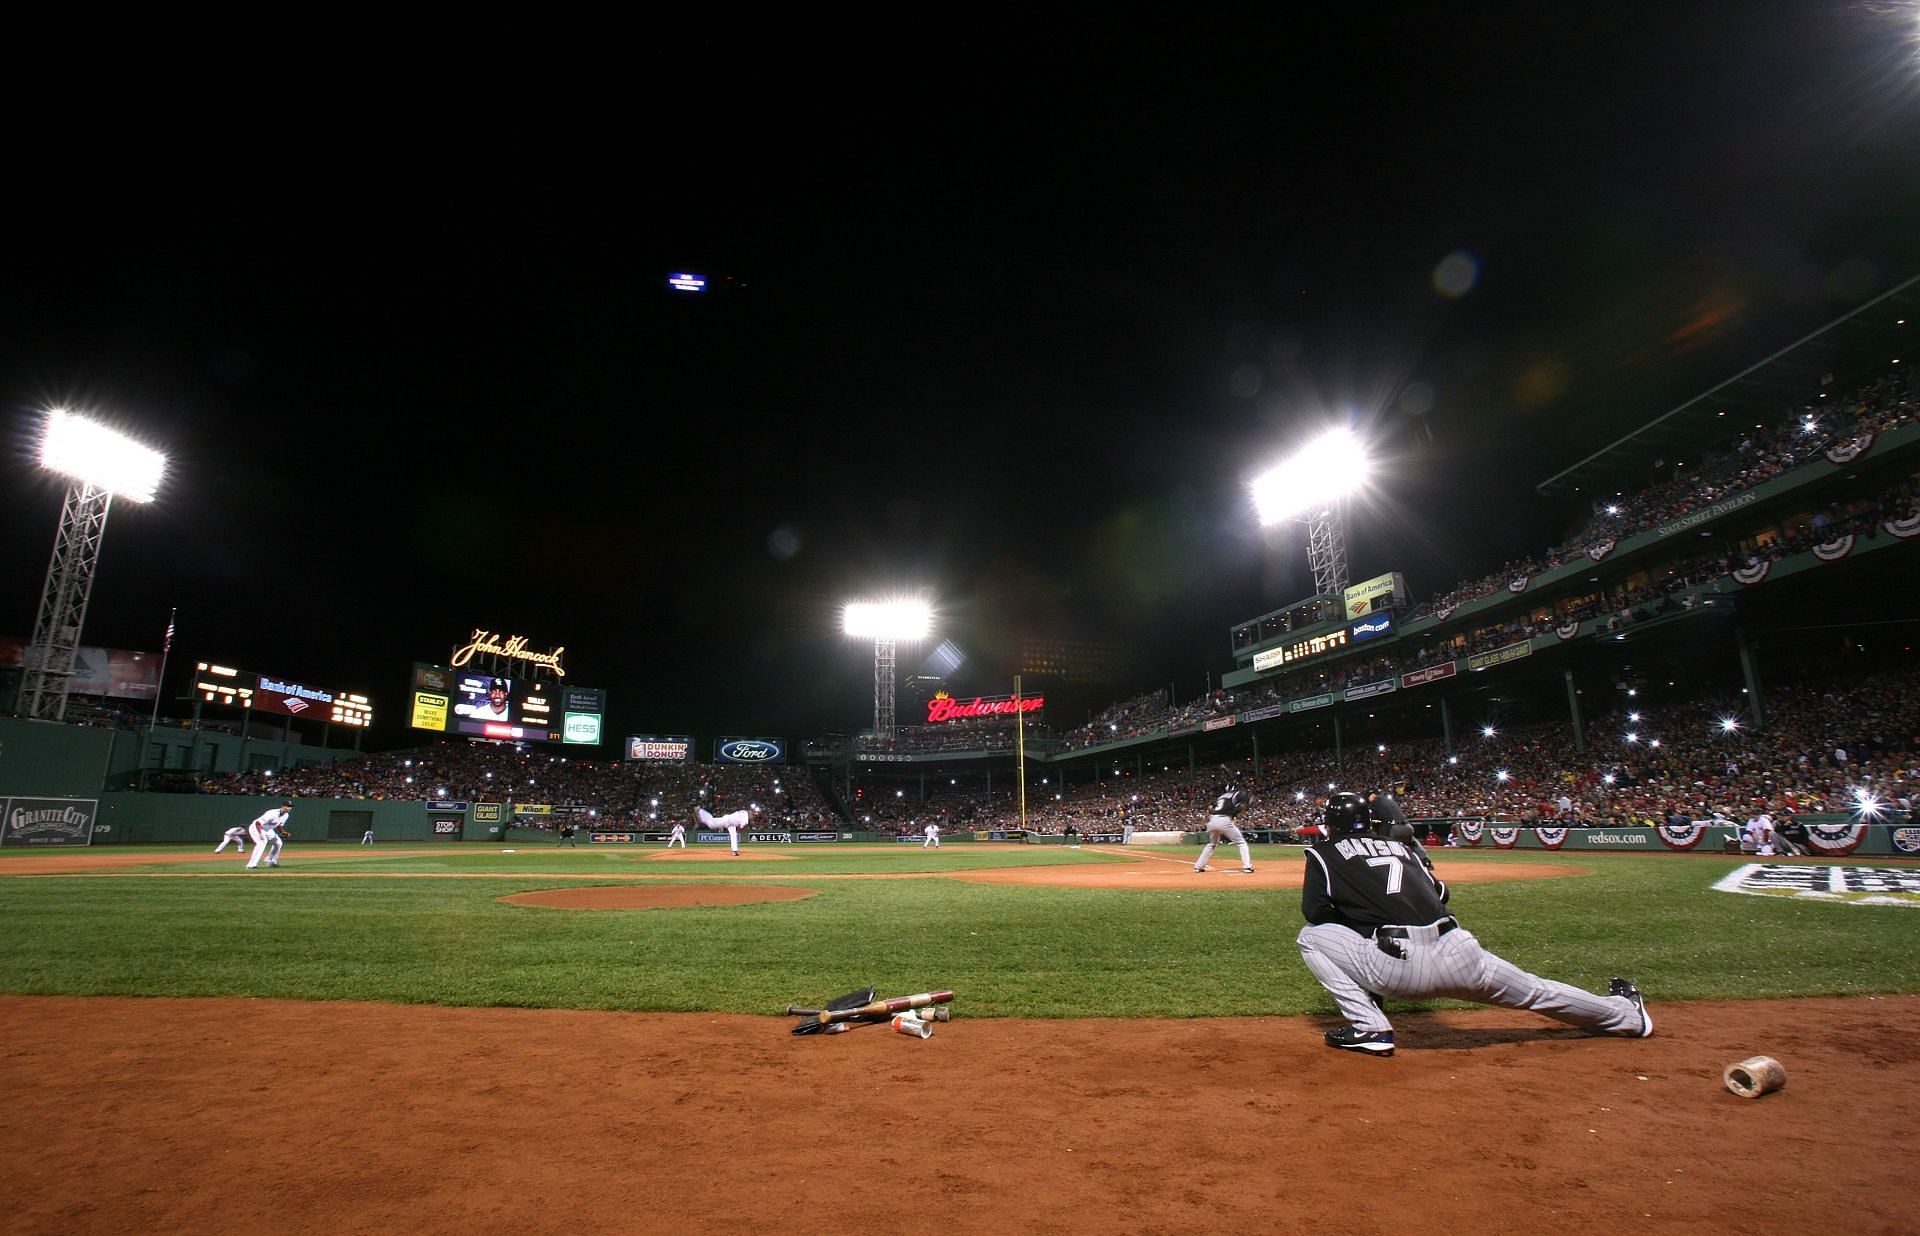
[1324,791,1372,835]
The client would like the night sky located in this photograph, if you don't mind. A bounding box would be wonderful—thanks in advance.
[5,4,1919,750]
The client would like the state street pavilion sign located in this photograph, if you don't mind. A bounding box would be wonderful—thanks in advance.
[449,629,567,679]
[924,692,1045,723]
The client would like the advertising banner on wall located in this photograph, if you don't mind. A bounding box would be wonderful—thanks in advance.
[715,737,786,764]
[0,638,161,702]
[626,735,694,762]
[924,692,1044,723]
[1343,571,1406,619]
[1467,642,1533,672]
[1349,613,1393,642]
[0,797,98,846]
[1401,662,1457,688]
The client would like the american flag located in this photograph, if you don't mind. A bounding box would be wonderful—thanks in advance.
[164,609,176,654]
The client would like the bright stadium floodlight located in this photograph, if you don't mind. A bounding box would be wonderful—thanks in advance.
[22,409,169,721]
[39,410,167,502]
[843,597,933,738]
[1248,426,1372,596]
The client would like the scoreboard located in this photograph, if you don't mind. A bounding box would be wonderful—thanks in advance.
[409,662,604,746]
[193,662,373,727]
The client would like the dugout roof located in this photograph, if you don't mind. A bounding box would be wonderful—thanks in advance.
[1536,273,1920,499]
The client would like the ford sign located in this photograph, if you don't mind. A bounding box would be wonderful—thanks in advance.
[716,737,785,764]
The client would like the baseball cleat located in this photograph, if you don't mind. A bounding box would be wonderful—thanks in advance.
[1242,867,1255,873]
[1608,977,1653,1037]
[1193,866,1208,873]
[1325,1027,1395,1056]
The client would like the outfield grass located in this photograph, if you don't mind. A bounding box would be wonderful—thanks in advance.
[0,846,1913,1016]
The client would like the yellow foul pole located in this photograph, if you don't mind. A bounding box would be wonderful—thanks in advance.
[1015,674,1027,831]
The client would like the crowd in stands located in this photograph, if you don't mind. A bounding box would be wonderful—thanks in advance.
[964,661,1917,835]
[851,718,1037,755]
[1405,367,1917,623]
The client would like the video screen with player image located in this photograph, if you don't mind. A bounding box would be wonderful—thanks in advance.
[452,673,519,735]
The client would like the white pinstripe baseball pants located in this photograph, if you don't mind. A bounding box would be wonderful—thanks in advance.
[1297,921,1644,1036]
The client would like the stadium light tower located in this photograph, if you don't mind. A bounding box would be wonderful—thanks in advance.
[842,598,933,739]
[1249,426,1371,597]
[21,410,167,721]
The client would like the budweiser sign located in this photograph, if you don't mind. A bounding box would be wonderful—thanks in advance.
[925,692,1045,723]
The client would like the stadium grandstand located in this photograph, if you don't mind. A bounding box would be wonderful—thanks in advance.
[3,282,1915,845]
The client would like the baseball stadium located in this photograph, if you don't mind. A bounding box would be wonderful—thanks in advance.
[5,280,1919,1233]
[9,13,1920,1233]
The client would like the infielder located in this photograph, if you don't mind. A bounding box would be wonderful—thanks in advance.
[666,821,687,848]
[214,823,251,856]
[1297,791,1651,1056]
[696,803,752,856]
[1193,782,1254,873]
[923,821,941,849]
[244,801,293,870]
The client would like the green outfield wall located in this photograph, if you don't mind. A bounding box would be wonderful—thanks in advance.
[0,719,114,798]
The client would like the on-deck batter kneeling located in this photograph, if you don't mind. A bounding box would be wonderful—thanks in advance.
[1296,790,1652,1057]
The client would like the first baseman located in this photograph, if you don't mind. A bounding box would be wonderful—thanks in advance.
[244,801,293,870]
[923,821,941,848]
[1297,791,1651,1056]
[666,821,687,848]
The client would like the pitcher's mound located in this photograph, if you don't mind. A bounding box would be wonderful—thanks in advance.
[502,885,816,910]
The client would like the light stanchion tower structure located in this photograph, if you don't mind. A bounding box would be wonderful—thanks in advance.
[1249,426,1372,597]
[842,598,932,739]
[22,411,168,721]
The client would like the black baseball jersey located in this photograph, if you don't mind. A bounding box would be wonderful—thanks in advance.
[1210,789,1249,818]
[1301,834,1450,935]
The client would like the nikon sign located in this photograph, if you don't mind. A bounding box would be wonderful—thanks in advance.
[1,797,99,847]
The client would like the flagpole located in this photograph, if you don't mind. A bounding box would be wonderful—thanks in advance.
[139,608,176,790]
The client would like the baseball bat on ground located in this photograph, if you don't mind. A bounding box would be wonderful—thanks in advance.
[791,990,954,1036]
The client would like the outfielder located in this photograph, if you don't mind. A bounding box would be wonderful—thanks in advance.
[666,821,687,848]
[1193,782,1254,873]
[696,802,752,856]
[244,801,293,870]
[1297,790,1651,1057]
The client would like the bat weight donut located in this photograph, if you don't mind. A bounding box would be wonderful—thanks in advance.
[1723,1055,1787,1099]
